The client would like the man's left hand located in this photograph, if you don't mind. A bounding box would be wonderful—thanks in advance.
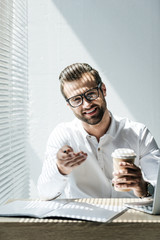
[112,162,147,198]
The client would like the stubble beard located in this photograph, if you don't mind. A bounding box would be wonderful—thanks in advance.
[74,101,107,126]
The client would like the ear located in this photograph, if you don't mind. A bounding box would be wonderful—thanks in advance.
[101,83,107,97]
[66,102,72,110]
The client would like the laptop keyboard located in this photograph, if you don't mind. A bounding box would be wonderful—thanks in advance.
[130,204,153,214]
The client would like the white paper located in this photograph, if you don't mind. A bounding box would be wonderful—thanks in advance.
[0,199,127,222]
[0,199,70,218]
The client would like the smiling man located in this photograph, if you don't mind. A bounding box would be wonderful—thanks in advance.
[38,63,160,200]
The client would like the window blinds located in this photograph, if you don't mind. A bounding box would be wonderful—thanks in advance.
[0,0,29,204]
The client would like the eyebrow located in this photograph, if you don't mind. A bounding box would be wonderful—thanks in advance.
[66,86,98,100]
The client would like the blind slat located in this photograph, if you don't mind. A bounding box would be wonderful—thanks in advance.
[0,0,29,205]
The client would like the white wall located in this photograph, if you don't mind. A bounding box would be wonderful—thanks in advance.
[28,0,160,197]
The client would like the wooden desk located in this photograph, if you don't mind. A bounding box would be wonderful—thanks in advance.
[0,198,160,240]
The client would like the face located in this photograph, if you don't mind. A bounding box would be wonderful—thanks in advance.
[63,72,107,125]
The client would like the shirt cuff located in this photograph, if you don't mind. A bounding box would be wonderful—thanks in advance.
[37,162,68,200]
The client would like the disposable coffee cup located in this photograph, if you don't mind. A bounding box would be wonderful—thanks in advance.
[111,148,136,192]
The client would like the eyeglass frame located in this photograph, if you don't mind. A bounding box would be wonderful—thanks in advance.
[66,82,102,108]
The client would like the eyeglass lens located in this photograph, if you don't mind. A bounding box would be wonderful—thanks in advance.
[69,88,99,107]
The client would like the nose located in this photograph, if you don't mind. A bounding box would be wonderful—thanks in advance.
[82,97,92,108]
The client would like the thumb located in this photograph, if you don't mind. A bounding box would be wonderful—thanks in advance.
[62,145,73,153]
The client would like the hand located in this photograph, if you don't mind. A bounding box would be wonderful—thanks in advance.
[112,162,147,198]
[56,145,87,175]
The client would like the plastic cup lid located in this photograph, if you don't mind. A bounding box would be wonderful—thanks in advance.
[111,148,136,159]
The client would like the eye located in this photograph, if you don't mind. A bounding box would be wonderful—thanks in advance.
[71,96,82,103]
[86,90,97,99]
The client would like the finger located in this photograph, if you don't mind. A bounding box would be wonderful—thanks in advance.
[114,182,140,190]
[67,151,87,158]
[79,151,88,156]
[113,168,142,177]
[59,151,87,164]
[113,176,141,184]
[73,151,88,157]
[70,158,86,167]
[63,148,73,154]
[119,162,140,170]
[61,150,75,159]
[60,151,86,162]
[62,145,73,153]
[63,155,87,167]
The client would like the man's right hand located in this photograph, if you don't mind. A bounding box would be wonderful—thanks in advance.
[56,145,87,175]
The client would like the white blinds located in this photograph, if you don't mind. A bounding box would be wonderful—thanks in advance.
[0,0,29,204]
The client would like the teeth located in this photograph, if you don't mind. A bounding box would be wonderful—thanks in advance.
[86,108,96,114]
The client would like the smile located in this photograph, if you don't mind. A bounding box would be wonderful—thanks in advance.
[84,107,97,115]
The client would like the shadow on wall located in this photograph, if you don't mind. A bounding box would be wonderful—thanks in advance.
[52,0,160,136]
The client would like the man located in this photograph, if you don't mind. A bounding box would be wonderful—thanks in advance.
[38,63,160,200]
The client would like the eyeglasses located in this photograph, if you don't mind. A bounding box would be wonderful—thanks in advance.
[66,82,102,108]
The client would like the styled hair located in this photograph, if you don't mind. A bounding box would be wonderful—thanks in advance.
[59,63,102,98]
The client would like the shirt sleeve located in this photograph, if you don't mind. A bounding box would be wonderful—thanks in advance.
[139,126,160,187]
[37,124,70,200]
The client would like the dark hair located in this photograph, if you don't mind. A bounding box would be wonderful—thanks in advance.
[59,63,102,98]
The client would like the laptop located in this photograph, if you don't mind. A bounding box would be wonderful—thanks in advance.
[125,162,160,215]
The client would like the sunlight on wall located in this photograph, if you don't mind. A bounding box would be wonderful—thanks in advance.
[28,0,160,197]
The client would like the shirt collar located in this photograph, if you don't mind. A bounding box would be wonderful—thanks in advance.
[105,112,117,138]
[75,111,117,140]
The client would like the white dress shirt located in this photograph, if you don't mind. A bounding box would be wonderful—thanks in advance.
[37,113,160,199]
